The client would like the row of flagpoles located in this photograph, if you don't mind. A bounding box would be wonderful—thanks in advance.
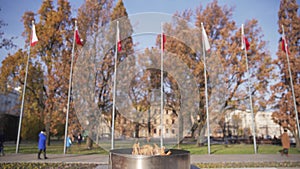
[16,19,299,154]
[15,20,83,154]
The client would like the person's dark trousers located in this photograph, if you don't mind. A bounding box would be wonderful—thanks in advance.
[38,149,48,159]
[279,148,289,157]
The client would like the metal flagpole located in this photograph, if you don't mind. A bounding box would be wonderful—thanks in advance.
[242,24,257,154]
[282,25,300,140]
[16,43,31,154]
[16,20,36,153]
[111,21,119,149]
[201,22,211,155]
[160,23,164,148]
[63,20,77,154]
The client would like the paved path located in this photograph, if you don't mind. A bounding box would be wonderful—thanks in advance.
[1,153,300,164]
[1,153,300,168]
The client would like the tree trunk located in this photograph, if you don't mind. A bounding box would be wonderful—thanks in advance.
[295,136,300,149]
[147,109,151,136]
[197,123,206,146]
[86,136,93,149]
[46,112,51,146]
[135,123,139,138]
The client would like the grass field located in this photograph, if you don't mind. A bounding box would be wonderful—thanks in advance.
[178,144,300,154]
[3,140,300,155]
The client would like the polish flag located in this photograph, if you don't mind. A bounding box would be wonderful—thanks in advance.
[30,21,38,47]
[162,33,166,51]
[281,28,290,54]
[117,23,121,52]
[75,22,83,46]
[241,24,250,51]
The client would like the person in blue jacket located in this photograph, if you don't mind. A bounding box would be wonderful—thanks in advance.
[66,134,72,152]
[38,129,48,159]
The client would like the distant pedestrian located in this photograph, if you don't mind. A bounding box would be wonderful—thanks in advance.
[66,134,72,152]
[0,132,4,156]
[77,133,82,145]
[38,129,48,159]
[279,129,290,157]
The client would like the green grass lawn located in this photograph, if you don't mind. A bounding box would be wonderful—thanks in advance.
[178,144,300,154]
[3,141,300,155]
[4,141,108,155]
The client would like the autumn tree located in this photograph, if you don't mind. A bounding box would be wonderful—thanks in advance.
[104,0,135,137]
[72,0,135,149]
[149,0,273,145]
[21,61,44,140]
[0,49,44,141]
[270,0,300,148]
[75,0,114,149]
[159,11,205,143]
[12,0,75,144]
[196,0,273,143]
[131,48,182,138]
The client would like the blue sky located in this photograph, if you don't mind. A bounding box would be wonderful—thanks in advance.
[0,0,299,64]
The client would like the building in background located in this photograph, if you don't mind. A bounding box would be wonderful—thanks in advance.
[0,89,20,141]
[224,110,282,139]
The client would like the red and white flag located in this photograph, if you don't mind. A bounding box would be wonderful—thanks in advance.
[241,24,250,51]
[30,21,38,47]
[75,21,83,46]
[117,23,121,52]
[201,22,210,52]
[162,33,166,51]
[281,26,290,54]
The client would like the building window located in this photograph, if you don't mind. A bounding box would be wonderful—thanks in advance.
[166,129,169,133]
[172,129,175,134]
[154,129,157,134]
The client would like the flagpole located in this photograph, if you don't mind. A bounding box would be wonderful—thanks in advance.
[63,20,77,154]
[160,22,164,148]
[201,22,211,155]
[16,47,30,153]
[111,21,119,150]
[282,25,300,139]
[242,24,257,154]
[16,20,36,153]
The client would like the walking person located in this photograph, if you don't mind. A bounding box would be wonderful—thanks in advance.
[0,132,4,156]
[77,133,82,145]
[279,129,290,157]
[66,134,72,153]
[38,129,48,159]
